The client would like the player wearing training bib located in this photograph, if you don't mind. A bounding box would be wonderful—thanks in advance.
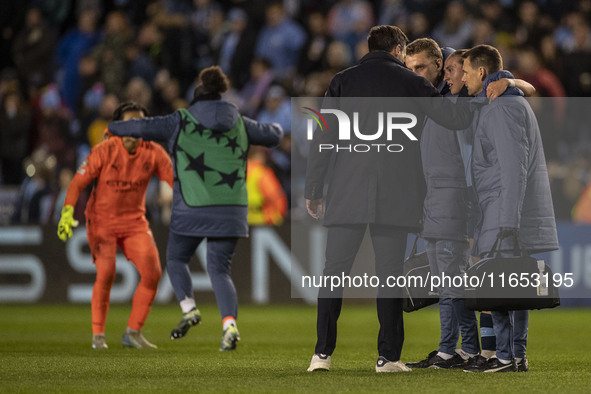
[108,66,282,351]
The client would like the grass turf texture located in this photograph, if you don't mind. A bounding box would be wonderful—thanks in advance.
[1,304,589,393]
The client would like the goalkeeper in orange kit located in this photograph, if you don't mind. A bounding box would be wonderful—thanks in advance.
[58,102,173,349]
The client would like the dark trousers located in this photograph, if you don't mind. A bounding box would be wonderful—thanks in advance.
[314,224,408,361]
[166,232,239,319]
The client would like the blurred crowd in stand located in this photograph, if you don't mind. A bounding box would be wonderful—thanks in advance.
[1,0,591,225]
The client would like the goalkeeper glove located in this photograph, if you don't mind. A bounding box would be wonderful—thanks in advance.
[57,205,79,242]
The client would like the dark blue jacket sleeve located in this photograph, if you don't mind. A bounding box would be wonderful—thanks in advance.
[243,116,283,147]
[108,112,181,142]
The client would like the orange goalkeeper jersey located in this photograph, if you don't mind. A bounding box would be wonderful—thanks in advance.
[65,137,173,231]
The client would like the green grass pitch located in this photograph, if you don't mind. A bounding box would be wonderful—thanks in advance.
[1,304,590,392]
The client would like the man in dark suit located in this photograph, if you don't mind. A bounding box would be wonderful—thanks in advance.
[305,25,473,373]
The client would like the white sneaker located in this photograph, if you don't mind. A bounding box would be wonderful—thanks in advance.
[376,356,412,372]
[307,353,331,371]
[92,334,108,349]
[122,328,157,349]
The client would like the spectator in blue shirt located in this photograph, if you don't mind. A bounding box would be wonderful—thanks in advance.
[256,85,291,134]
[255,2,306,80]
[56,9,101,112]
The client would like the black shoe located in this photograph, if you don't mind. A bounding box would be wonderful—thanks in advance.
[170,308,202,340]
[463,354,488,371]
[466,357,517,373]
[517,357,529,372]
[406,350,441,368]
[431,353,467,369]
[483,358,517,373]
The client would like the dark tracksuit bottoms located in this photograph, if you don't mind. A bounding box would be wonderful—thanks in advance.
[167,232,239,319]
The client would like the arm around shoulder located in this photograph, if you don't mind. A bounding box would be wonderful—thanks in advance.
[514,79,535,97]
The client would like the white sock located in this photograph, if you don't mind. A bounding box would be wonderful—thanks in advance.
[515,357,523,363]
[223,317,236,331]
[498,358,511,365]
[180,297,196,314]
[481,350,496,359]
[436,352,454,360]
[456,349,477,360]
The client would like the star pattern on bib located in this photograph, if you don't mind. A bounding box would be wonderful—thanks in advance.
[184,152,215,181]
[207,129,226,144]
[179,115,194,134]
[225,136,240,154]
[179,114,248,189]
[237,148,248,164]
[214,169,243,188]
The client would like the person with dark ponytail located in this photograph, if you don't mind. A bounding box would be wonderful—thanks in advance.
[108,66,283,351]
